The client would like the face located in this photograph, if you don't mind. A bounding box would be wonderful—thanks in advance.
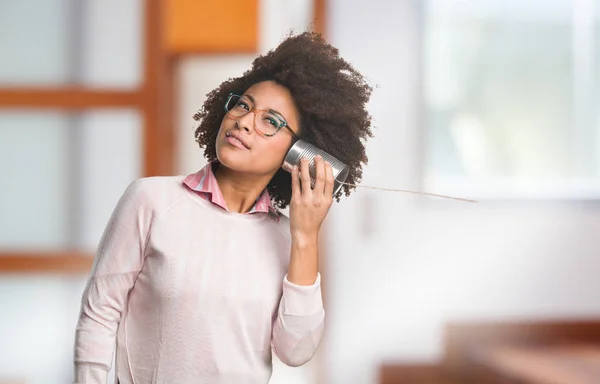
[215,80,300,177]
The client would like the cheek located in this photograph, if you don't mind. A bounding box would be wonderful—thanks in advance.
[265,137,292,161]
[217,120,228,138]
[214,121,228,150]
[251,137,292,169]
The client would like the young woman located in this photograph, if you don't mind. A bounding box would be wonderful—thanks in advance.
[74,31,373,384]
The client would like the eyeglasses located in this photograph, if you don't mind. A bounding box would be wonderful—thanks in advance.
[224,93,299,138]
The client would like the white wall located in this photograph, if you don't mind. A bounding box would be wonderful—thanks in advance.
[324,1,600,383]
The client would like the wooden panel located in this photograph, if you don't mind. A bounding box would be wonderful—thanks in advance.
[380,363,459,384]
[164,0,258,53]
[0,252,94,273]
[314,0,327,36]
[143,0,175,177]
[0,89,141,109]
[475,344,600,384]
[443,320,600,383]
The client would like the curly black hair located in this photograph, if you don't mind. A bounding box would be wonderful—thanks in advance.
[194,31,373,209]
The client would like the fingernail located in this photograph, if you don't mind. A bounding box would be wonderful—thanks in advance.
[315,155,322,160]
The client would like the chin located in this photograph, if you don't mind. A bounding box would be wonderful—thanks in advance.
[216,149,242,168]
[215,145,253,172]
[219,149,283,178]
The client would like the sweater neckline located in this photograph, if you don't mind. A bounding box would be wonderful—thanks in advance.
[183,186,272,222]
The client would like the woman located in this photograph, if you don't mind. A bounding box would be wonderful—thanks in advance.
[74,32,372,384]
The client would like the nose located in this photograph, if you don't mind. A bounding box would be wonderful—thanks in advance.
[237,110,254,134]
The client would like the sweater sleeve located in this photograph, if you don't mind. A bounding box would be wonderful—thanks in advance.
[74,179,154,384]
[271,273,325,367]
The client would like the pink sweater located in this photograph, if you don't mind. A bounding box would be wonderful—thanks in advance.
[74,167,325,384]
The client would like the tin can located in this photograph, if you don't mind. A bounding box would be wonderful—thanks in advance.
[282,140,349,196]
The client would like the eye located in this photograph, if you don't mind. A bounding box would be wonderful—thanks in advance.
[235,100,250,111]
[264,116,279,127]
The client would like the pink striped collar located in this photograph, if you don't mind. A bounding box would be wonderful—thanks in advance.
[183,161,277,219]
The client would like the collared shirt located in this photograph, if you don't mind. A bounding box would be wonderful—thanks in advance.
[183,161,276,217]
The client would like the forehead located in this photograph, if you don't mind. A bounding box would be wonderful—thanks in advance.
[243,81,298,118]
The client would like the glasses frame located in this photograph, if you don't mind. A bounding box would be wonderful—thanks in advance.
[224,93,299,139]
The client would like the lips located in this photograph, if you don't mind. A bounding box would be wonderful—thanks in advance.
[225,131,250,150]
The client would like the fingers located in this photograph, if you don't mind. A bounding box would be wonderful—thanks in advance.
[313,155,326,194]
[299,158,312,195]
[291,164,301,198]
[324,161,334,198]
[296,156,334,199]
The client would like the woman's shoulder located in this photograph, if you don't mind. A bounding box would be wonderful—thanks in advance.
[120,175,188,213]
[124,175,185,194]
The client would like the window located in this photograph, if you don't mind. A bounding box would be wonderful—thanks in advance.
[0,0,170,271]
[423,0,600,199]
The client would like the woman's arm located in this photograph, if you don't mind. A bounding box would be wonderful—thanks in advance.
[271,156,332,366]
[74,179,154,384]
[271,271,325,366]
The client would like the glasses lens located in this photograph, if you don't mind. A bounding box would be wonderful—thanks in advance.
[225,95,249,116]
[255,111,282,136]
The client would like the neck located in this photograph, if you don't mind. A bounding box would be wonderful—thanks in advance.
[213,163,273,213]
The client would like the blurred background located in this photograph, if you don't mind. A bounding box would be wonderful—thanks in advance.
[1,0,600,383]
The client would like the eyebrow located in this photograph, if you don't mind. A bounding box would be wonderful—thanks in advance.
[243,94,287,121]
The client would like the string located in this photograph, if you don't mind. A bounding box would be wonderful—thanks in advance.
[340,182,478,203]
